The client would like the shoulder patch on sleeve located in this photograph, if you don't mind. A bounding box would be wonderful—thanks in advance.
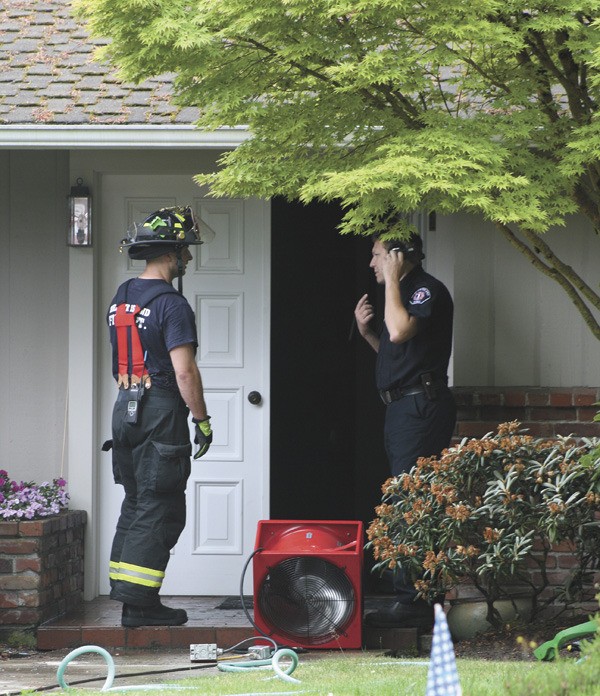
[409,287,432,305]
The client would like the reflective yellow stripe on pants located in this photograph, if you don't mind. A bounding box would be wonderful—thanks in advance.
[109,561,164,588]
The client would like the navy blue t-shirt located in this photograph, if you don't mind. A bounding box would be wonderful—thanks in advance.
[376,265,453,391]
[107,278,198,392]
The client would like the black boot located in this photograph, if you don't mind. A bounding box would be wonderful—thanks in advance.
[365,601,434,630]
[122,601,188,627]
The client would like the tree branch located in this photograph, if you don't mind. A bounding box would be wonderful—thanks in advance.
[235,36,421,128]
[519,226,600,311]
[496,223,600,339]
[403,18,512,96]
[524,30,589,123]
[572,180,600,230]
[555,29,595,118]
[514,48,560,123]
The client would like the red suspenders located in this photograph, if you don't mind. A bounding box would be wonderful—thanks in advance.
[111,280,179,390]
[114,303,149,389]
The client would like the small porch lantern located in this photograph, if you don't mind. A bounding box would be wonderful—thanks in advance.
[67,178,92,246]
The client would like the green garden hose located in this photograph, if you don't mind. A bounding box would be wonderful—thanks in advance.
[57,645,116,691]
[57,644,301,691]
[56,644,190,691]
[218,648,300,684]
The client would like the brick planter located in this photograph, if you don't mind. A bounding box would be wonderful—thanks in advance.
[446,539,600,624]
[453,386,600,439]
[0,510,86,636]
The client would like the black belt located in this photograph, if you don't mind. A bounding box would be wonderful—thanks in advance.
[379,384,426,405]
[117,386,184,408]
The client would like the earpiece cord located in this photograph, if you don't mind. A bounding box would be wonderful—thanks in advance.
[176,252,183,294]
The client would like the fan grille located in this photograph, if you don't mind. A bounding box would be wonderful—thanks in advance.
[257,556,356,645]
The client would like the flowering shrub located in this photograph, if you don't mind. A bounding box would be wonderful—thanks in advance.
[367,421,600,627]
[0,470,69,519]
[580,402,600,468]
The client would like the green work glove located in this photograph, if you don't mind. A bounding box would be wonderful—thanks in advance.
[193,416,213,459]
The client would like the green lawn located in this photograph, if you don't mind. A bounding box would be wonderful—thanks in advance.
[62,652,596,696]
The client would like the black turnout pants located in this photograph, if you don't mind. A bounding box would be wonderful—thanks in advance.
[109,387,191,607]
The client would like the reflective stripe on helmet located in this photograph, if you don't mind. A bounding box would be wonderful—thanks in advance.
[121,206,204,251]
[144,215,169,231]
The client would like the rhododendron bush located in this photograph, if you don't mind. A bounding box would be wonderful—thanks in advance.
[367,422,600,626]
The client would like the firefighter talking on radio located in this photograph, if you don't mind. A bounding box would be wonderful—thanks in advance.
[354,227,456,631]
[106,206,213,627]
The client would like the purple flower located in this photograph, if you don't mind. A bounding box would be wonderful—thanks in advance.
[0,472,69,520]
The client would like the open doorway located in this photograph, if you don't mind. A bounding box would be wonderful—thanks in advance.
[269,198,390,568]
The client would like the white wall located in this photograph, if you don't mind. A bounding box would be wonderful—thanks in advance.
[430,213,600,387]
[0,150,70,484]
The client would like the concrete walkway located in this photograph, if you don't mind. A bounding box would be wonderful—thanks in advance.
[1,646,225,694]
[0,595,430,693]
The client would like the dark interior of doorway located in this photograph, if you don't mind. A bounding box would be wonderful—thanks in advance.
[270,198,392,591]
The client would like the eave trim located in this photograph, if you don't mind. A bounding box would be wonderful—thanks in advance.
[0,125,250,149]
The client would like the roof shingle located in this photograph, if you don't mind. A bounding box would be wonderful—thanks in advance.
[0,0,199,125]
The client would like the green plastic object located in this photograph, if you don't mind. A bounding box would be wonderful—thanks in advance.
[534,619,599,661]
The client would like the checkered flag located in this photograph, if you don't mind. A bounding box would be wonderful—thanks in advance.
[425,604,462,696]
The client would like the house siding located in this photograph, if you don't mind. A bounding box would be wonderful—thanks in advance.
[0,150,69,485]
[427,213,600,388]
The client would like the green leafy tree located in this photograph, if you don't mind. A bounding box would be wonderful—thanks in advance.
[77,0,600,337]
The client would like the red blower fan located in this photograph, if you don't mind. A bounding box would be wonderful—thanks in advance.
[252,520,364,649]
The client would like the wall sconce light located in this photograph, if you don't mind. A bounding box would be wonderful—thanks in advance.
[67,178,92,246]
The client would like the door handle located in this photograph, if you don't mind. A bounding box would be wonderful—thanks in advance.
[247,391,262,405]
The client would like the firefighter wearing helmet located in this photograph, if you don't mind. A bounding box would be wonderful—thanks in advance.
[105,206,213,627]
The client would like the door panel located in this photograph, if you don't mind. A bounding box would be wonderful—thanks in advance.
[98,174,270,595]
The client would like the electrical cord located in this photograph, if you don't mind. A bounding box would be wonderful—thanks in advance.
[55,645,301,691]
[222,635,278,656]
[217,648,300,684]
[239,547,270,640]
[56,645,222,692]
[0,645,217,696]
[237,547,306,655]
[12,547,306,694]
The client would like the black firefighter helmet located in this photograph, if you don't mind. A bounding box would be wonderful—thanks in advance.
[120,206,207,260]
[120,206,214,293]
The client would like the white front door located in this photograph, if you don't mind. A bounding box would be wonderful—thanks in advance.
[98,173,270,596]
